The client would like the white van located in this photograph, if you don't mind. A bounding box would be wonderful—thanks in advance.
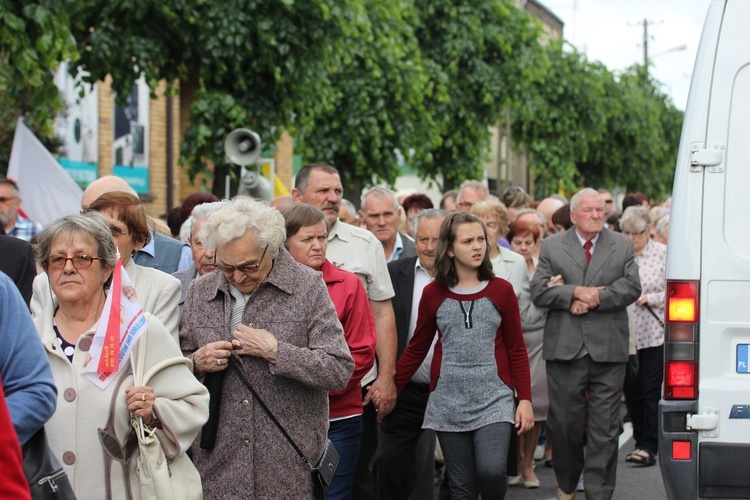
[660,1,750,498]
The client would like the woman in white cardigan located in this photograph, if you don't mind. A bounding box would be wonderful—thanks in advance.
[473,201,548,489]
[33,214,208,499]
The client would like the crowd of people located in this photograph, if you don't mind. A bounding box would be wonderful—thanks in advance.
[0,170,671,500]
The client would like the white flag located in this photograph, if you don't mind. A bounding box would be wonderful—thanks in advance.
[83,258,148,389]
[7,118,83,224]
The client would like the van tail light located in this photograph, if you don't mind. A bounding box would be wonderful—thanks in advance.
[664,281,700,400]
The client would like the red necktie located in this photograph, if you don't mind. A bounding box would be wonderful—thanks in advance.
[584,240,593,264]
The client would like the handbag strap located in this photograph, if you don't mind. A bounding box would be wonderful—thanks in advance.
[227,358,311,467]
[141,357,193,387]
[101,365,136,500]
[643,304,665,328]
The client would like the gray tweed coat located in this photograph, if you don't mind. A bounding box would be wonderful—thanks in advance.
[180,247,354,499]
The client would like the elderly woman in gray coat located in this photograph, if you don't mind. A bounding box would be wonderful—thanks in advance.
[180,196,354,499]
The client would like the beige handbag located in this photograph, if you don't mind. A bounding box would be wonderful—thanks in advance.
[132,332,203,500]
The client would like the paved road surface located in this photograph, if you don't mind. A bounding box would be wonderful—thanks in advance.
[433,420,668,499]
[503,422,668,500]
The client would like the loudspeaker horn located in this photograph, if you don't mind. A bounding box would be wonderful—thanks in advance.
[224,128,262,166]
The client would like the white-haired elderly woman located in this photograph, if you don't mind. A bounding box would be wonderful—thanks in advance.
[180,196,354,499]
[33,214,209,499]
[620,206,667,467]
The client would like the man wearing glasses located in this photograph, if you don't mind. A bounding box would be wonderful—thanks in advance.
[0,178,43,243]
[455,180,488,212]
[598,189,616,227]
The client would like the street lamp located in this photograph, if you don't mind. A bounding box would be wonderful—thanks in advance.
[646,44,688,75]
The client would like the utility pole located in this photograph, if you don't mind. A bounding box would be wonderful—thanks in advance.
[643,19,649,68]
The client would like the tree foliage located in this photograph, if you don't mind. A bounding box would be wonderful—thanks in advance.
[294,0,439,197]
[410,0,548,191]
[511,40,683,199]
[0,0,78,174]
[2,0,684,199]
[70,0,366,187]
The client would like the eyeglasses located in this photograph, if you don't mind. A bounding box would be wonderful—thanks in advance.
[0,196,18,203]
[622,230,647,236]
[109,225,129,237]
[47,254,104,269]
[216,245,268,275]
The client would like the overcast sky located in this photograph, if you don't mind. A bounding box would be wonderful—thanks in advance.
[544,0,711,110]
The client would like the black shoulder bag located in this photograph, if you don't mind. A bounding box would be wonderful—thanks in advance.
[228,358,339,500]
[23,427,76,500]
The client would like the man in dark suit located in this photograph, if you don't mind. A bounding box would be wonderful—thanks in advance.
[530,188,641,500]
[374,208,447,500]
[0,235,36,307]
[359,187,417,263]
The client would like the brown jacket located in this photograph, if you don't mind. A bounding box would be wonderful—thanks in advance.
[180,247,354,499]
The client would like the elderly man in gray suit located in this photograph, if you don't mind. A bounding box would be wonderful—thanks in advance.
[530,187,641,500]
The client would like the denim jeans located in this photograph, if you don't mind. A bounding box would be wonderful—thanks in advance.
[327,415,363,500]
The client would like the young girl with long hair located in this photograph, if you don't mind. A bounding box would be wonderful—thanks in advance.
[389,212,533,499]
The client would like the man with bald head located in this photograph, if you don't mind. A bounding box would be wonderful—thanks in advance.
[537,197,565,235]
[82,176,191,273]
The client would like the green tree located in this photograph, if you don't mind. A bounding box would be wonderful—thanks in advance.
[294,0,439,198]
[578,67,682,197]
[511,41,683,199]
[0,1,79,174]
[411,0,547,191]
[70,0,366,192]
[510,41,610,197]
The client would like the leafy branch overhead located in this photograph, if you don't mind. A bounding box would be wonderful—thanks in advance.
[0,0,682,198]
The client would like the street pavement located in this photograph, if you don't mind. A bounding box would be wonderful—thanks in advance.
[503,422,668,500]
[433,419,668,499]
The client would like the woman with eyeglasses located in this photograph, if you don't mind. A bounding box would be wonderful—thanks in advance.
[390,212,533,499]
[620,206,667,467]
[32,191,182,343]
[180,196,354,498]
[32,214,209,499]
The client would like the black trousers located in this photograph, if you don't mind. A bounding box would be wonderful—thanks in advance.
[374,382,435,500]
[352,385,378,500]
[624,345,664,455]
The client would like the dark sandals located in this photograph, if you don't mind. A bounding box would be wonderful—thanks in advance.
[625,448,656,466]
